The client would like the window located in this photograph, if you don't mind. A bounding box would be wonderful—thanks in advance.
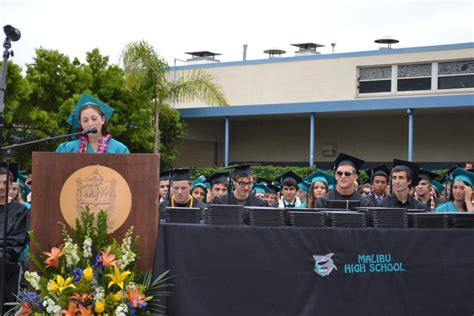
[438,60,474,90]
[397,63,431,91]
[358,66,391,93]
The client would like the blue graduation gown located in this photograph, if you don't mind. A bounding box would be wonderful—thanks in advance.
[55,138,130,154]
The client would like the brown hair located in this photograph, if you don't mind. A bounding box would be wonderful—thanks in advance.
[78,104,109,135]
[307,180,329,208]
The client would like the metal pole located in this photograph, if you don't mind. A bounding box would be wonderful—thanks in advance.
[407,108,414,162]
[225,116,229,167]
[310,113,315,167]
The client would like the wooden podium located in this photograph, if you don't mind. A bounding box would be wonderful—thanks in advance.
[31,152,160,270]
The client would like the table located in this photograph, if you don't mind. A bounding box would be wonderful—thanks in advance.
[154,223,474,316]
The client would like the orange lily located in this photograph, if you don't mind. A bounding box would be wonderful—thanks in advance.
[43,244,63,268]
[62,302,78,315]
[19,302,32,316]
[127,288,146,308]
[78,305,93,316]
[101,246,122,267]
[70,292,93,305]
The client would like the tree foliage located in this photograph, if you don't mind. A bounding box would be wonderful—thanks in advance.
[2,47,186,168]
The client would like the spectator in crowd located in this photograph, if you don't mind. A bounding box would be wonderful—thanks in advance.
[366,165,390,204]
[206,172,228,203]
[159,170,171,203]
[415,169,443,211]
[358,183,371,198]
[301,170,333,208]
[276,171,304,208]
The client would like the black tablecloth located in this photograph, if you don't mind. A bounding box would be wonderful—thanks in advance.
[154,223,474,316]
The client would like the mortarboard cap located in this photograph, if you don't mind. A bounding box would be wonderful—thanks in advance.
[305,170,335,186]
[275,171,303,187]
[206,172,228,186]
[253,183,272,194]
[0,162,18,181]
[367,165,390,182]
[266,184,280,193]
[67,93,114,130]
[418,169,438,183]
[334,153,365,172]
[228,164,253,177]
[170,168,193,181]
[160,170,172,181]
[392,159,419,177]
[441,166,457,183]
[256,178,273,186]
[192,175,208,189]
[298,181,309,192]
[432,181,444,193]
[452,168,474,187]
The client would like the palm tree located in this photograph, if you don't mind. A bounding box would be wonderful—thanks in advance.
[121,40,228,153]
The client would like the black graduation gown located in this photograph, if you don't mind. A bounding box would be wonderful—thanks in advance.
[214,192,268,207]
[317,190,374,208]
[159,196,205,219]
[377,194,427,210]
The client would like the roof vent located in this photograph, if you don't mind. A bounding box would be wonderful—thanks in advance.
[374,36,399,49]
[185,51,221,64]
[263,47,286,58]
[292,42,324,56]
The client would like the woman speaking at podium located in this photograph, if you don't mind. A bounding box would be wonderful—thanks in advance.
[56,93,129,153]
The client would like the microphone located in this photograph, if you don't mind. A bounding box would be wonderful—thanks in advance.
[82,127,98,135]
[3,25,21,42]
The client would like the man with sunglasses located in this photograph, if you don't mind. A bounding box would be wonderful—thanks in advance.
[214,165,267,206]
[317,153,373,208]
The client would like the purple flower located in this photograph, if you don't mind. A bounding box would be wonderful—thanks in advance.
[73,268,83,282]
[19,290,40,304]
[95,253,104,269]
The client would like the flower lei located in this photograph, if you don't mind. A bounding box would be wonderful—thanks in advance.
[78,133,112,153]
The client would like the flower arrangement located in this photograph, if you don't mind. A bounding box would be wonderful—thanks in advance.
[12,208,170,315]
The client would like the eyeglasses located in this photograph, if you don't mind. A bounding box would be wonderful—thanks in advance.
[336,171,354,177]
[236,181,253,188]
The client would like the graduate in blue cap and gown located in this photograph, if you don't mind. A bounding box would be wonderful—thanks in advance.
[191,175,209,204]
[56,93,129,153]
[300,170,333,208]
[214,165,267,207]
[435,168,473,212]
[317,153,373,208]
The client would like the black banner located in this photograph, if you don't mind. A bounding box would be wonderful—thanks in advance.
[154,224,474,316]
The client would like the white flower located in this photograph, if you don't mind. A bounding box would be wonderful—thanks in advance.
[115,303,128,315]
[126,282,136,290]
[43,297,62,314]
[24,271,41,290]
[83,237,92,258]
[118,228,136,269]
[94,285,105,300]
[62,238,80,267]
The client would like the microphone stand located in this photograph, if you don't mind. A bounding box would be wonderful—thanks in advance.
[0,128,96,313]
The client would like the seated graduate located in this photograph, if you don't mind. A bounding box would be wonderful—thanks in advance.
[366,165,390,205]
[435,168,473,213]
[206,172,229,203]
[159,170,171,203]
[159,169,205,213]
[214,165,267,207]
[317,153,373,208]
[56,93,129,153]
[415,169,444,211]
[0,164,29,305]
[301,170,333,208]
[191,176,208,204]
[378,159,426,210]
[275,171,304,208]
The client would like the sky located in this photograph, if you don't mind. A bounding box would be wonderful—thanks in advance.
[1,0,473,70]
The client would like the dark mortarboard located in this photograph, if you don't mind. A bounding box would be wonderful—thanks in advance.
[67,93,114,131]
[418,169,438,183]
[229,164,253,177]
[170,168,193,181]
[256,178,273,186]
[160,170,171,181]
[452,168,474,187]
[367,165,390,182]
[275,171,303,186]
[0,162,19,181]
[266,184,280,193]
[392,159,420,177]
[206,172,228,186]
[334,153,365,172]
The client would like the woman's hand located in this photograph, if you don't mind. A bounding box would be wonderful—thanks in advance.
[464,185,473,212]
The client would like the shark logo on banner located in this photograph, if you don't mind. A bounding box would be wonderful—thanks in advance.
[313,253,337,277]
